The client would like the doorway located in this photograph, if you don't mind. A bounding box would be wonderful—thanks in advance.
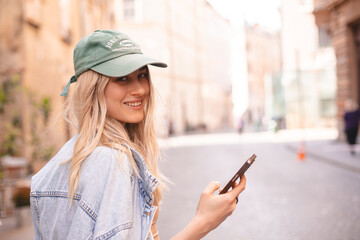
[352,22,360,106]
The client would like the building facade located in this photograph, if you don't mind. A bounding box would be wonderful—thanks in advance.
[243,25,283,131]
[0,0,235,166]
[281,0,337,129]
[313,0,360,136]
[128,0,235,134]
[0,0,236,216]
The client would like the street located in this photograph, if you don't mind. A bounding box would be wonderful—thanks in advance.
[2,129,360,240]
[157,129,360,240]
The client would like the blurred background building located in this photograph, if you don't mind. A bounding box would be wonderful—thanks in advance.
[0,0,236,162]
[113,0,236,135]
[281,0,337,129]
[242,24,283,131]
[0,0,239,216]
[313,0,360,138]
[0,0,360,226]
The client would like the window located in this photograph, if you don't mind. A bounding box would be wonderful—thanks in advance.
[320,98,336,117]
[59,0,71,44]
[123,0,135,21]
[319,24,332,48]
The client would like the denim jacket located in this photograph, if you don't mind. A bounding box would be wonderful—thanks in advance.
[30,135,159,240]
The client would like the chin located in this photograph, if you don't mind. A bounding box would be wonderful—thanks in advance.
[124,117,145,124]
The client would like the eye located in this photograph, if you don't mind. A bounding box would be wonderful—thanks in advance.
[115,76,128,82]
[138,72,148,79]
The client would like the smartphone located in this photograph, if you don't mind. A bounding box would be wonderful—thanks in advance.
[219,154,257,194]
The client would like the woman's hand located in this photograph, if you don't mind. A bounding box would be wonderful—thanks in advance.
[171,175,246,240]
[194,175,246,235]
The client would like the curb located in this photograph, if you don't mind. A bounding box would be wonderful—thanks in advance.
[286,144,360,175]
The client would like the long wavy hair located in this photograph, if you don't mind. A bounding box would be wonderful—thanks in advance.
[63,69,165,204]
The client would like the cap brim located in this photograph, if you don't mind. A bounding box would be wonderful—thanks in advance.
[90,53,167,77]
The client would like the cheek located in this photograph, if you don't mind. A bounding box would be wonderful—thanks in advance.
[104,83,126,114]
[104,94,113,112]
[104,89,114,116]
[104,86,114,107]
[144,81,150,97]
[105,83,126,101]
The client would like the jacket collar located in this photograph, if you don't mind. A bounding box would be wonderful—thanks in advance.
[128,146,159,204]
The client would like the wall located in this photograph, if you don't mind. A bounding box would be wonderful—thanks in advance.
[281,0,337,129]
[0,0,236,168]
[313,0,360,137]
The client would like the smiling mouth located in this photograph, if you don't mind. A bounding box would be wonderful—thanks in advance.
[125,101,142,107]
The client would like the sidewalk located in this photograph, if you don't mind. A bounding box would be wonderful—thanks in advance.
[0,207,34,240]
[287,138,360,174]
[161,127,360,173]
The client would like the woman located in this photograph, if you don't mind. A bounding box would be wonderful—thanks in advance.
[344,99,360,155]
[30,30,246,240]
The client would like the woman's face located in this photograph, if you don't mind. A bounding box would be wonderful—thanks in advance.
[104,66,150,125]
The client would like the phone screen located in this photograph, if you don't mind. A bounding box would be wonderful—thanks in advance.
[219,154,257,194]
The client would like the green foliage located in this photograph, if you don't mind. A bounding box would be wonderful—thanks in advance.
[1,118,22,156]
[0,87,6,113]
[39,97,52,126]
[0,74,20,113]
[0,74,55,164]
[29,95,55,162]
[0,74,23,156]
[0,163,4,179]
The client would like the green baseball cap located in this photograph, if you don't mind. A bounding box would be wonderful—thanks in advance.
[61,30,167,96]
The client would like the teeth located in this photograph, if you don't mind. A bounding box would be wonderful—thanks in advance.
[126,102,141,107]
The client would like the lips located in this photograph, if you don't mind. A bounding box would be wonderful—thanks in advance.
[124,101,142,107]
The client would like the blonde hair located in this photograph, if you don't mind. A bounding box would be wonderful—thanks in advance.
[63,69,165,203]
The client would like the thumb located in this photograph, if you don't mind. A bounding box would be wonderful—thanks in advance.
[203,181,221,195]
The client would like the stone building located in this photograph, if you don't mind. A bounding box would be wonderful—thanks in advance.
[0,0,235,171]
[243,25,282,131]
[281,0,337,129]
[313,0,360,134]
[0,0,121,172]
[118,0,234,134]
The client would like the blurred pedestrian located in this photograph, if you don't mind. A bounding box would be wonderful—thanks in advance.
[343,99,360,155]
[236,117,244,133]
[30,30,246,239]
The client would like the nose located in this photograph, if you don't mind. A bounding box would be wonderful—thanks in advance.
[130,79,147,96]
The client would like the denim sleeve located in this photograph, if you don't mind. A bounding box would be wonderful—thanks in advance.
[76,147,136,239]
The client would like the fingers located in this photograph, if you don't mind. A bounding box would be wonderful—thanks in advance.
[229,175,246,198]
[231,180,239,189]
[203,181,221,195]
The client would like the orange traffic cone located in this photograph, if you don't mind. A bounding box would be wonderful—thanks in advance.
[297,142,306,161]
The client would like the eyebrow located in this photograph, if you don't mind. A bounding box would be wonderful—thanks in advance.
[139,66,148,71]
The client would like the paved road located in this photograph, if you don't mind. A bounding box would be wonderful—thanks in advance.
[2,129,360,240]
[157,130,360,240]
